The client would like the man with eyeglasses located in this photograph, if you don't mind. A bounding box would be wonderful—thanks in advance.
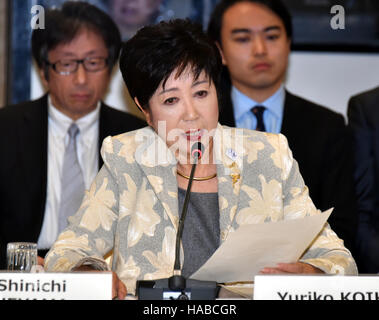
[0,1,146,269]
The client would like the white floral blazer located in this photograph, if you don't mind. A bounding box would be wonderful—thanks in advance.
[45,124,357,294]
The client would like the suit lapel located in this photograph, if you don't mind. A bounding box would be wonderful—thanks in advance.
[135,128,180,231]
[214,125,243,243]
[281,91,310,162]
[98,103,108,169]
[281,91,297,137]
[20,95,48,218]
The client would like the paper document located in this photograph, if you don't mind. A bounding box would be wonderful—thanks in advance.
[191,209,332,283]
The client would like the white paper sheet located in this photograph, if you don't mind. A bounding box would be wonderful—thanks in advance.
[191,209,332,283]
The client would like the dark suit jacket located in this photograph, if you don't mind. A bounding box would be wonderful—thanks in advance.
[219,88,357,256]
[0,94,146,269]
[348,86,379,273]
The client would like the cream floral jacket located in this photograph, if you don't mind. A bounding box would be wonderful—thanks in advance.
[45,124,357,294]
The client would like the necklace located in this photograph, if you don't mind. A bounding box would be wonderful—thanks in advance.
[176,170,217,181]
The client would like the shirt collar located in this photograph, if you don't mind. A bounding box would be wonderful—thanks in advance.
[48,95,101,137]
[231,85,285,121]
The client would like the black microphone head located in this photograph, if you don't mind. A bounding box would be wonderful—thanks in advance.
[191,142,204,159]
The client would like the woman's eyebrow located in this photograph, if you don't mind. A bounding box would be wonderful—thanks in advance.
[158,80,209,95]
[158,87,178,95]
[192,80,208,87]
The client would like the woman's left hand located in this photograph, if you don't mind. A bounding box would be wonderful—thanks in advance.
[37,256,44,266]
[72,265,127,299]
[260,262,324,274]
[112,271,127,300]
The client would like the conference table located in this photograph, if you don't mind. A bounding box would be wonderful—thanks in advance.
[0,270,378,301]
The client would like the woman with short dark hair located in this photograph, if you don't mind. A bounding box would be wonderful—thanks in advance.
[45,19,357,299]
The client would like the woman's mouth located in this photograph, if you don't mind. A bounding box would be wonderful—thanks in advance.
[184,129,203,141]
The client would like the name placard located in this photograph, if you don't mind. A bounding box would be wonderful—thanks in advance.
[0,272,112,300]
[254,275,379,300]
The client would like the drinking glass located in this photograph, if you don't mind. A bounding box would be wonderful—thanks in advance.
[7,242,37,272]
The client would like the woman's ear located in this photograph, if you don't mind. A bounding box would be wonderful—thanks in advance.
[134,97,151,126]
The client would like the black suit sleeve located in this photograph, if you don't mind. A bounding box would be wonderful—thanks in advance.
[319,114,357,255]
[348,97,375,218]
[347,95,379,272]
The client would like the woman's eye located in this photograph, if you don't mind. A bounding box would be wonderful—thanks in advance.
[196,90,208,98]
[164,97,177,105]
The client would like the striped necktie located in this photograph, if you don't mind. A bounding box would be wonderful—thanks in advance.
[251,105,266,132]
[58,123,85,233]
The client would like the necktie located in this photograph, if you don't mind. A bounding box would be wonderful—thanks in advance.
[58,123,85,233]
[251,105,266,132]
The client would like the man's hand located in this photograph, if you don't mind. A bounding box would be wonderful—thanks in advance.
[260,262,324,274]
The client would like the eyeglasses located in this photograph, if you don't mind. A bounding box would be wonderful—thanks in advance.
[45,57,109,75]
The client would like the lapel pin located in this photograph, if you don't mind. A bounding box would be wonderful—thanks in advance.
[226,148,238,161]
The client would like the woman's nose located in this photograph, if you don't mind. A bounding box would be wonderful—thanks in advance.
[184,100,199,121]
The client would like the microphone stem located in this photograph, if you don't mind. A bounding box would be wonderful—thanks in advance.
[174,158,198,272]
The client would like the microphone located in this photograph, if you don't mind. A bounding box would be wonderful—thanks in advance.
[137,142,219,300]
[169,142,203,292]
[191,141,203,161]
[173,142,203,272]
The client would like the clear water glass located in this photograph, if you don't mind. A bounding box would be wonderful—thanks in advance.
[7,242,37,272]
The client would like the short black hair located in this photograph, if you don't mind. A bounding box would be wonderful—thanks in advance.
[120,19,222,110]
[32,1,121,74]
[207,0,292,45]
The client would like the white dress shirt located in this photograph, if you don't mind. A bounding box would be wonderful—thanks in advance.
[37,97,100,249]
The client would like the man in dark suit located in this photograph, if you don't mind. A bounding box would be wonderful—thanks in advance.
[348,86,379,273]
[208,0,357,255]
[0,2,145,269]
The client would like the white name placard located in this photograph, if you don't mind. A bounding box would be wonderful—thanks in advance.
[0,272,112,300]
[254,275,379,300]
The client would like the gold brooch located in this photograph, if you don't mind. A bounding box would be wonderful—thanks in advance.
[228,162,240,187]
[231,173,241,187]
